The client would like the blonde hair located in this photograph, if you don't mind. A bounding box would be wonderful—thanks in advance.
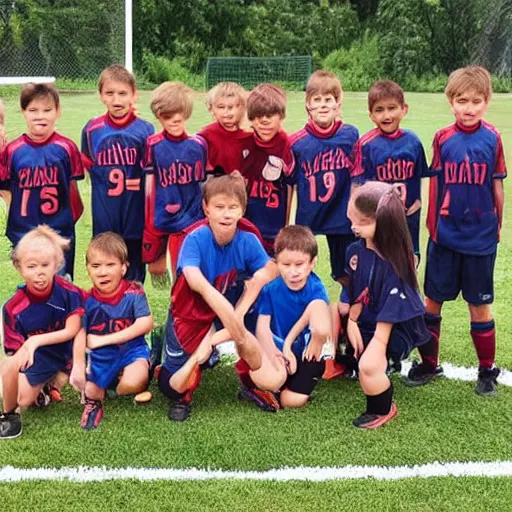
[206,82,246,111]
[12,225,70,271]
[305,70,343,104]
[151,81,194,119]
[86,232,128,264]
[445,66,492,103]
[98,64,136,93]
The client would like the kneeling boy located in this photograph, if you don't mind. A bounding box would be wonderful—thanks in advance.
[158,171,280,421]
[81,232,154,430]
[255,225,332,408]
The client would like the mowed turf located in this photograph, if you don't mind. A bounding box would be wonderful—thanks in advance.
[0,91,511,511]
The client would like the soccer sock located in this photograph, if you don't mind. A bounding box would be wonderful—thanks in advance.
[182,365,202,404]
[235,358,256,389]
[365,384,393,416]
[419,313,441,371]
[470,320,496,369]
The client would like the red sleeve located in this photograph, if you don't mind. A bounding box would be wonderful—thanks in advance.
[493,134,507,179]
[351,140,364,178]
[69,142,85,180]
[430,132,442,173]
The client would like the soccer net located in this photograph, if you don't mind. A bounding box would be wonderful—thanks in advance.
[206,56,313,90]
[0,0,126,82]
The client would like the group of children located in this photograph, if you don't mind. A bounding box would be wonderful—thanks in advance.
[0,63,506,439]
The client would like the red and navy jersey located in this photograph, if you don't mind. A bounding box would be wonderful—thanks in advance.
[290,120,359,235]
[82,280,150,346]
[170,218,270,353]
[142,131,207,235]
[240,131,295,240]
[341,240,425,328]
[354,128,429,209]
[199,122,252,174]
[81,111,154,239]
[0,133,84,245]
[3,275,84,355]
[426,121,507,255]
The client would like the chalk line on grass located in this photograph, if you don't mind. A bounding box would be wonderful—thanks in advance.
[2,461,512,483]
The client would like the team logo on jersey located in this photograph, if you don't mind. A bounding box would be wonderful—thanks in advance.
[349,254,358,271]
[262,155,284,181]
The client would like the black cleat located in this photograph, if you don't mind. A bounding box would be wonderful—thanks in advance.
[0,411,22,439]
[402,360,443,387]
[168,401,191,422]
[476,367,500,397]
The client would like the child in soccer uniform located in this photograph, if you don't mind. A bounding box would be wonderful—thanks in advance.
[354,80,430,261]
[81,65,154,283]
[80,232,153,430]
[255,225,332,408]
[404,66,507,396]
[142,82,207,280]
[0,83,84,279]
[158,172,280,422]
[0,226,85,439]
[338,182,429,429]
[241,84,295,255]
[199,82,252,174]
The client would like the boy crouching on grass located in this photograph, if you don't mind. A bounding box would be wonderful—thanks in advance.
[80,232,154,430]
[254,225,332,408]
[158,171,281,422]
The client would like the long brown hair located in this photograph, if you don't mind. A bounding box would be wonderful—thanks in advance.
[352,181,418,289]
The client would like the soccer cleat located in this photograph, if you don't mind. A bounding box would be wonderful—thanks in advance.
[199,347,220,371]
[168,401,191,422]
[237,385,280,412]
[80,398,104,430]
[402,360,443,387]
[476,367,500,397]
[149,327,164,380]
[386,359,402,375]
[353,402,398,429]
[34,386,51,408]
[0,411,22,439]
[322,360,346,380]
[48,385,63,403]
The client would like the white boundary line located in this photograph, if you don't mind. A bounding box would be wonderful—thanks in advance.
[2,461,512,483]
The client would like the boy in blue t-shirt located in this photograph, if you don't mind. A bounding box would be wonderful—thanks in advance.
[80,232,153,430]
[404,66,506,397]
[354,80,430,262]
[81,65,154,283]
[255,225,332,408]
[142,81,207,281]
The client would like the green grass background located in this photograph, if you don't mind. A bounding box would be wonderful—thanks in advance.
[0,91,511,511]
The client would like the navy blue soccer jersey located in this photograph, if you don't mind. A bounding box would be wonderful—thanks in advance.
[354,128,429,210]
[290,120,360,235]
[341,240,425,328]
[170,218,270,353]
[142,131,207,234]
[426,121,507,255]
[82,280,151,346]
[0,133,84,245]
[81,111,154,239]
[3,275,84,355]
[241,131,295,240]
[257,272,328,350]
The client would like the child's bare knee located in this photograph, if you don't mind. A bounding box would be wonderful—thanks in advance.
[280,390,308,408]
[358,356,380,379]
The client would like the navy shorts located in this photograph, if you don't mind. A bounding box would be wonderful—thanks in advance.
[424,239,496,306]
[360,315,430,362]
[406,211,420,256]
[87,337,150,389]
[326,233,357,281]
[22,341,73,387]
[284,358,325,396]
[125,238,146,284]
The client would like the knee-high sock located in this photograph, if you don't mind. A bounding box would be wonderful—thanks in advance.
[471,320,496,369]
[419,313,441,371]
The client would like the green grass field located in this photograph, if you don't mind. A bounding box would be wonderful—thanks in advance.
[0,91,511,511]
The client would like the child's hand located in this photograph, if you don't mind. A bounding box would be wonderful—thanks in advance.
[86,334,102,350]
[347,319,364,359]
[195,335,213,366]
[283,346,297,375]
[70,363,86,392]
[303,330,324,362]
[18,338,37,370]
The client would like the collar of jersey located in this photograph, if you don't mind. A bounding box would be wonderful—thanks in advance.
[378,128,404,139]
[163,131,189,142]
[455,121,481,134]
[305,119,342,139]
[105,110,137,129]
[90,279,129,305]
[22,132,57,147]
[25,281,54,302]
[253,130,286,150]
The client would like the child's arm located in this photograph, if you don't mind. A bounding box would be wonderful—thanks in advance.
[17,313,82,369]
[285,184,294,225]
[87,315,154,350]
[346,303,364,358]
[494,179,505,230]
[183,266,248,344]
[369,322,392,348]
[406,199,421,216]
[256,314,287,369]
[69,328,86,392]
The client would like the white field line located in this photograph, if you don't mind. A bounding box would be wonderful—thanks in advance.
[2,461,512,483]
[218,342,512,387]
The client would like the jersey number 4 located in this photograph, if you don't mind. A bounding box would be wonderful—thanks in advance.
[21,187,59,217]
